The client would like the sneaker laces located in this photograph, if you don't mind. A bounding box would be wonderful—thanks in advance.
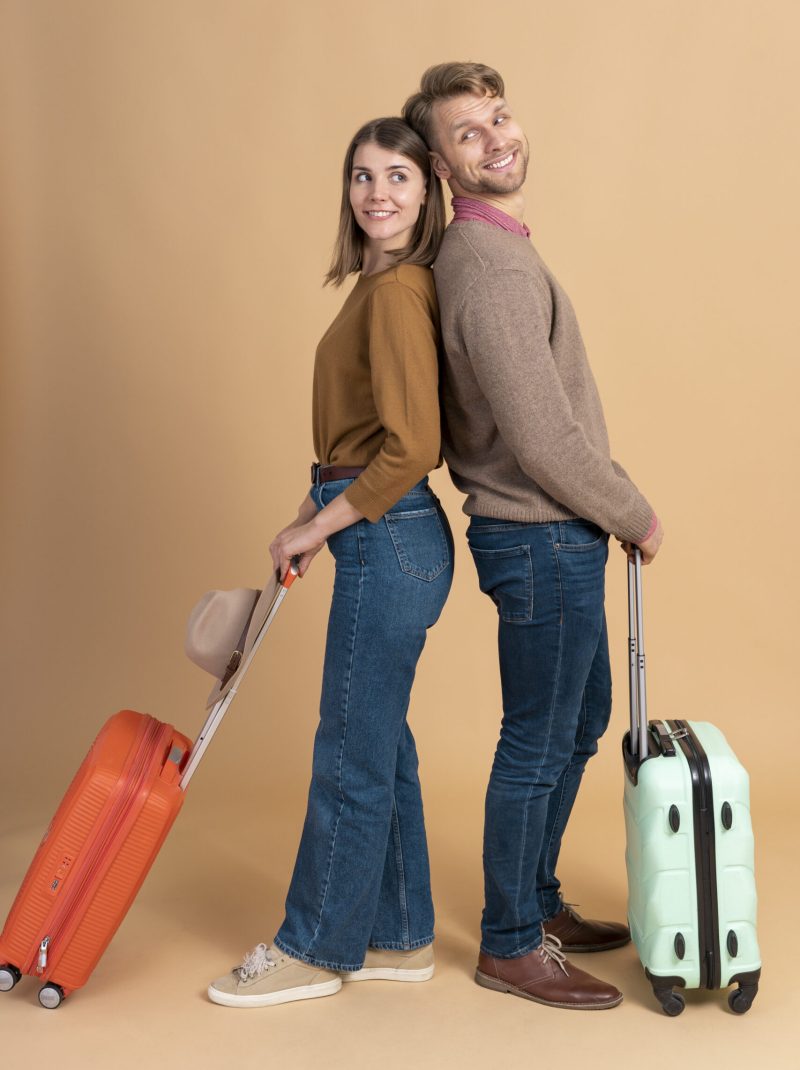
[237,943,279,981]
[538,932,569,976]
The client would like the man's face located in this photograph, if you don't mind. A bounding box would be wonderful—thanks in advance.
[428,92,529,197]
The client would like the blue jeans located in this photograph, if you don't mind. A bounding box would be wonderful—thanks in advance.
[466,515,612,959]
[275,477,454,970]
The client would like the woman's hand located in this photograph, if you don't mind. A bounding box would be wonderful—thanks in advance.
[269,490,366,581]
[270,518,326,581]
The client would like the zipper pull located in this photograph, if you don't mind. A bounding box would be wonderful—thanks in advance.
[37,936,51,974]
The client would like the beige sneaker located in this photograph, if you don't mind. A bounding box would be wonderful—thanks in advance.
[208,943,342,1008]
[342,944,434,983]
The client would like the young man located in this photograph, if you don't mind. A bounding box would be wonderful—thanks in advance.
[403,63,663,1011]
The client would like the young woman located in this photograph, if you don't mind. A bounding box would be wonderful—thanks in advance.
[208,118,453,1008]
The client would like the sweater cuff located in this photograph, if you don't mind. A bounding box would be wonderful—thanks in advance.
[343,478,394,524]
[617,498,656,545]
[642,512,658,543]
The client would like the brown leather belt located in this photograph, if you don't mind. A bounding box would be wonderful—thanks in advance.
[310,463,366,484]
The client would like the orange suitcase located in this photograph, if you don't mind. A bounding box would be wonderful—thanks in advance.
[0,568,297,1009]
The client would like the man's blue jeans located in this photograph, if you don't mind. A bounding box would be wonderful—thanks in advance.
[275,477,454,971]
[466,515,612,959]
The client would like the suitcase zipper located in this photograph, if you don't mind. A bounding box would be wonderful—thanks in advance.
[25,717,170,979]
[668,720,721,989]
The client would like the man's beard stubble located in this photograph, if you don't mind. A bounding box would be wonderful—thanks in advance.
[458,136,530,197]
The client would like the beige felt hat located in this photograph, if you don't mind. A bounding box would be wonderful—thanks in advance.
[185,572,281,709]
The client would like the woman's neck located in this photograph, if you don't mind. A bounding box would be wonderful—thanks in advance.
[361,240,398,277]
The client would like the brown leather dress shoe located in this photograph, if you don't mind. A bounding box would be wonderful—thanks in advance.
[542,903,630,953]
[475,934,623,1010]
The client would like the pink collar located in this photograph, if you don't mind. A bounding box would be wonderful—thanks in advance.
[451,196,530,239]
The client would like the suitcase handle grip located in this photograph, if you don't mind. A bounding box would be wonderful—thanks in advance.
[281,559,301,589]
[627,548,649,758]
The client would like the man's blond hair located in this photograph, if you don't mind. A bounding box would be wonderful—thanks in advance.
[402,62,505,149]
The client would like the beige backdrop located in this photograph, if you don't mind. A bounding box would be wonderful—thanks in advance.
[1,1,798,1066]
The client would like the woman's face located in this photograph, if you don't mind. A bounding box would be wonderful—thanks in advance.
[349,141,427,249]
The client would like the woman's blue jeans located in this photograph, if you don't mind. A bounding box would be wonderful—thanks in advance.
[466,515,612,959]
[275,477,454,971]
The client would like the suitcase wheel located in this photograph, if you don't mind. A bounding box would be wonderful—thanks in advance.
[728,985,756,1014]
[658,990,685,1017]
[38,983,65,1010]
[0,964,22,992]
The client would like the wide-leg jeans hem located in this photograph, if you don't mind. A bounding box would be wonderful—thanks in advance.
[368,935,434,952]
[273,934,365,974]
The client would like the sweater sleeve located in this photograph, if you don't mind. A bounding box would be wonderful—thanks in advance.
[343,279,441,522]
[459,269,654,542]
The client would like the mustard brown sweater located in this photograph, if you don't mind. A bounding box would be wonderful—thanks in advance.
[433,222,654,543]
[312,263,442,523]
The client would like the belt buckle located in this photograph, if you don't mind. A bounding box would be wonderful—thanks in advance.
[310,462,321,484]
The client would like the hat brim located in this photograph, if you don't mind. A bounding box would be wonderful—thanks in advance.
[205,570,282,709]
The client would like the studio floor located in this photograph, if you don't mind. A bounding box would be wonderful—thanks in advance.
[1,796,795,1070]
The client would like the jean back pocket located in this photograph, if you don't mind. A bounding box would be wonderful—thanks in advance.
[468,543,533,623]
[384,507,450,582]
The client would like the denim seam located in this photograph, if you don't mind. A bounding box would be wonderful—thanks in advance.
[301,527,364,959]
[514,783,535,953]
[539,688,589,921]
[390,798,411,948]
[521,526,564,944]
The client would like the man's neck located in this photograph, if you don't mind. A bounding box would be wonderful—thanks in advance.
[450,188,526,224]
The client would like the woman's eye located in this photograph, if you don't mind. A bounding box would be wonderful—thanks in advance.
[355,173,369,182]
[390,172,406,182]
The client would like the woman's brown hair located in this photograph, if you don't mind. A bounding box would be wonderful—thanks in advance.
[325,117,445,287]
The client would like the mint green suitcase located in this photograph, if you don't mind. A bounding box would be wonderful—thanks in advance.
[621,552,761,1015]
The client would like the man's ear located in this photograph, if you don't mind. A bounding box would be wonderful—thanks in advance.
[429,149,451,182]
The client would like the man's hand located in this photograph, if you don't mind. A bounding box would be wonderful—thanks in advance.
[618,517,664,565]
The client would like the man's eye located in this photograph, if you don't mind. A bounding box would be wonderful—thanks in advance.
[462,130,478,141]
[495,115,507,125]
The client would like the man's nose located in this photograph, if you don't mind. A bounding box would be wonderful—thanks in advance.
[484,127,507,154]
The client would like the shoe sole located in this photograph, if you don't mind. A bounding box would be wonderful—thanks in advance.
[474,970,623,1010]
[552,936,631,953]
[342,965,435,983]
[207,977,342,1008]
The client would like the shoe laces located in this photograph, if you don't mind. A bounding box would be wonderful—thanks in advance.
[562,900,585,924]
[237,943,279,981]
[538,932,569,976]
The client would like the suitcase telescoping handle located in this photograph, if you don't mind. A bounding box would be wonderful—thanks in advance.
[627,547,649,759]
[179,561,300,790]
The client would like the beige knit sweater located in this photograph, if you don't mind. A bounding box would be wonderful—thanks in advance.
[433,222,654,543]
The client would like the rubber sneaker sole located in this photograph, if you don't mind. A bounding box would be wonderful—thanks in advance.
[207,976,342,1008]
[342,964,435,983]
[474,969,623,1010]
